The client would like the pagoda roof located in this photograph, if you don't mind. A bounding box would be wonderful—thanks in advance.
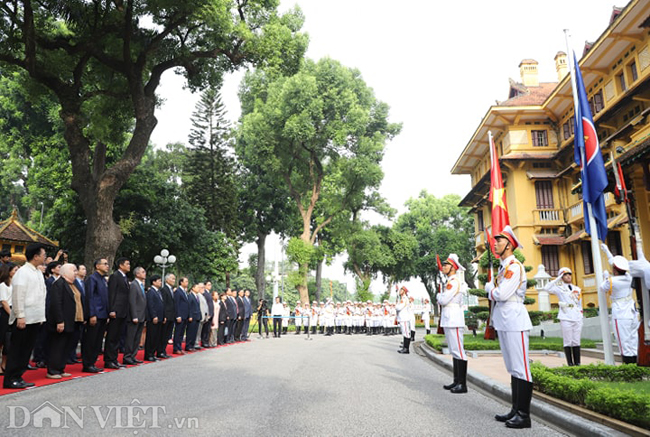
[0,210,59,247]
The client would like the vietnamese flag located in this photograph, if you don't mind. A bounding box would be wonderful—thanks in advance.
[488,131,510,238]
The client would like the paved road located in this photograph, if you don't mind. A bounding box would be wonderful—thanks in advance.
[0,331,565,436]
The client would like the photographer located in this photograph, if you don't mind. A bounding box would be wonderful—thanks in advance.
[257,299,270,339]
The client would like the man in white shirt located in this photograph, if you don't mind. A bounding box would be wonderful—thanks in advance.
[3,243,47,389]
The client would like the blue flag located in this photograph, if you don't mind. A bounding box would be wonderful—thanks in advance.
[573,52,608,241]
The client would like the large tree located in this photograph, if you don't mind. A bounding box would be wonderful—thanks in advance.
[239,58,401,303]
[0,0,307,267]
[395,191,475,304]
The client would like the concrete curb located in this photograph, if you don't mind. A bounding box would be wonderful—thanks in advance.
[419,343,629,437]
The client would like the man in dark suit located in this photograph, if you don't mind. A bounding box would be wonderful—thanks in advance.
[186,284,202,351]
[81,258,109,373]
[200,280,215,348]
[173,277,190,354]
[104,257,131,369]
[33,261,61,368]
[235,289,245,341]
[67,264,87,364]
[225,288,237,343]
[158,273,175,359]
[242,289,253,341]
[145,275,163,361]
[124,266,147,365]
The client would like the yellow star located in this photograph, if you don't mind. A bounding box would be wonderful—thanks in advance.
[492,187,506,209]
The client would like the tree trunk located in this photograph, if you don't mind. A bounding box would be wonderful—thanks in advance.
[225,271,231,289]
[256,232,266,301]
[315,259,323,302]
[81,189,124,270]
[297,261,310,305]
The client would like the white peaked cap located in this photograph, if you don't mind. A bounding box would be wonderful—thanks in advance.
[495,225,523,250]
[613,255,629,272]
[557,267,572,277]
[444,253,465,272]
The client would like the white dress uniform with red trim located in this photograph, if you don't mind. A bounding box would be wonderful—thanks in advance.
[543,269,583,348]
[395,294,412,337]
[487,254,533,382]
[599,271,639,357]
[294,304,303,328]
[437,276,467,361]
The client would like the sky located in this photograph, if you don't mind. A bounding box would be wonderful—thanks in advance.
[150,0,627,299]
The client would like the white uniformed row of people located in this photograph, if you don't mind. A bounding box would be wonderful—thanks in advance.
[280,299,432,337]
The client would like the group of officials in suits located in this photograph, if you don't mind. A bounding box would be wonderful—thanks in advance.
[2,244,256,390]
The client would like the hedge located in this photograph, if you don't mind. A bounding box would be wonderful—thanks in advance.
[424,334,595,352]
[531,362,650,428]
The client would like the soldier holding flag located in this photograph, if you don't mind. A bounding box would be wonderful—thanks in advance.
[485,226,533,429]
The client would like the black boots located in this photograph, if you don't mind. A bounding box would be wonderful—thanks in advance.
[311,326,316,334]
[495,376,518,422]
[564,346,574,366]
[426,329,431,335]
[572,346,581,366]
[505,379,533,429]
[450,360,468,394]
[295,327,301,335]
[398,337,410,354]
[410,330,415,342]
[443,358,459,390]
[622,355,637,364]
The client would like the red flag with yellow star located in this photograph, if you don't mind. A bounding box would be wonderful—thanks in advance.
[488,132,509,238]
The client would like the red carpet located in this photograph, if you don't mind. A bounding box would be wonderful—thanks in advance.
[0,340,250,396]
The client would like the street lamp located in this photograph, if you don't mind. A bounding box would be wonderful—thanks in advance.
[154,249,176,280]
[266,271,282,300]
[534,264,552,312]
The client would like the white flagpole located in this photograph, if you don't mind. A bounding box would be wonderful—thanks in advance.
[564,30,614,365]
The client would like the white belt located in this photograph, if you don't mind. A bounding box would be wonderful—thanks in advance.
[502,295,522,303]
[612,295,634,304]
[445,303,461,309]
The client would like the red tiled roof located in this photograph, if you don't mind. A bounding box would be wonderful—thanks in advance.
[499,82,557,107]
[0,210,58,247]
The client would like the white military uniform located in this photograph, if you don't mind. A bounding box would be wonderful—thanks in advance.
[396,295,412,337]
[487,254,533,382]
[437,276,467,361]
[294,304,302,329]
[282,304,290,328]
[544,278,583,347]
[421,302,431,331]
[600,273,639,357]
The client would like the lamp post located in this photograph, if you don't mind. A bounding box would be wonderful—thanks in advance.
[534,264,552,312]
[154,249,176,281]
[266,270,282,301]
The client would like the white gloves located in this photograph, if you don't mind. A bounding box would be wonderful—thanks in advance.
[485,281,495,294]
[603,270,610,280]
[600,243,614,264]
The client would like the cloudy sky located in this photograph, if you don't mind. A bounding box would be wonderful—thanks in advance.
[150,0,626,298]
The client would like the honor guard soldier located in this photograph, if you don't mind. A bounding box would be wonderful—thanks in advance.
[600,243,639,364]
[294,302,303,335]
[485,226,533,429]
[422,298,432,335]
[396,287,412,354]
[543,267,583,366]
[438,254,468,394]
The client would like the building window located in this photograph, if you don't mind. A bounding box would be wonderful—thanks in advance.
[477,210,484,232]
[618,73,626,92]
[531,130,548,147]
[13,245,23,254]
[569,116,575,136]
[581,241,594,275]
[563,122,570,140]
[607,231,623,256]
[1,244,10,253]
[629,61,638,82]
[535,181,554,209]
[541,246,559,277]
[592,90,604,113]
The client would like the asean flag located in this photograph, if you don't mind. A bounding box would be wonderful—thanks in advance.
[572,53,608,241]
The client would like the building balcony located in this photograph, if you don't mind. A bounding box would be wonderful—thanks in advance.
[566,192,616,224]
[533,208,564,226]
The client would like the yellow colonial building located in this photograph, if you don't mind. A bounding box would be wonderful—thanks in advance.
[452,0,650,311]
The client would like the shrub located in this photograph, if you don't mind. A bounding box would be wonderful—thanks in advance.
[468,306,489,314]
[475,311,490,321]
[531,362,650,429]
